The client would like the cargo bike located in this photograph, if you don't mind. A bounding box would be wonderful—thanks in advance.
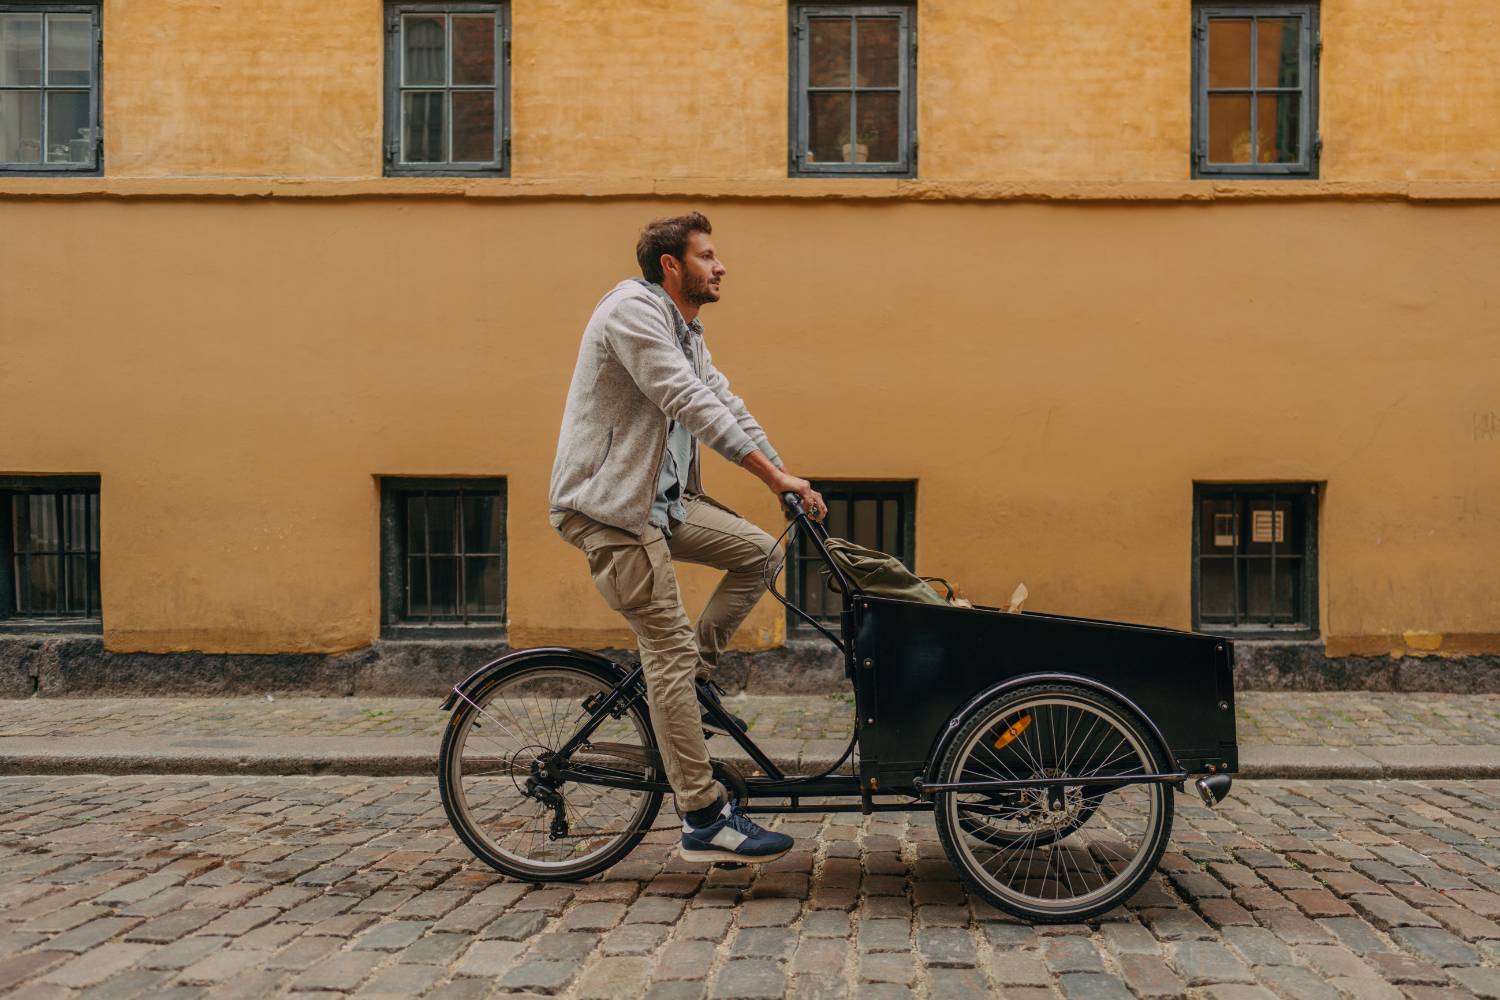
[438,495,1239,922]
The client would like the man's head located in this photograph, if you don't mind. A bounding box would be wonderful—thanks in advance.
[636,212,725,309]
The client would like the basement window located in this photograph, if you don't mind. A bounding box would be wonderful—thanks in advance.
[0,475,101,632]
[1193,483,1318,636]
[788,480,915,629]
[790,4,917,178]
[383,1,509,176]
[0,3,102,175]
[380,477,506,638]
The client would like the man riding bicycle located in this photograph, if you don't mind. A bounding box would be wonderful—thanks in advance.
[548,212,824,864]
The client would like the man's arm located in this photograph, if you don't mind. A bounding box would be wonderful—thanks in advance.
[741,451,825,522]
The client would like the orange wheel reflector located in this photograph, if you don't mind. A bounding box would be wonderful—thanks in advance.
[993,713,1033,750]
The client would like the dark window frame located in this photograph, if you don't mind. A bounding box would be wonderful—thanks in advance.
[0,1,103,176]
[379,476,507,639]
[788,2,917,178]
[1192,482,1319,639]
[1191,1,1320,179]
[787,479,916,630]
[0,474,102,634]
[382,0,510,177]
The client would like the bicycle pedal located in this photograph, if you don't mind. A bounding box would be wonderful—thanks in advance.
[712,862,748,871]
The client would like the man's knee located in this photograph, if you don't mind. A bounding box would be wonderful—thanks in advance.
[735,530,783,577]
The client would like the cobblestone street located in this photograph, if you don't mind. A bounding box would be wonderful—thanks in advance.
[2,774,1498,999]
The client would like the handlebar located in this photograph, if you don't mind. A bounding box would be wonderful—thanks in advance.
[780,492,806,518]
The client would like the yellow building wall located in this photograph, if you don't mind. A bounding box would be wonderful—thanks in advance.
[96,0,1500,182]
[2,198,1497,657]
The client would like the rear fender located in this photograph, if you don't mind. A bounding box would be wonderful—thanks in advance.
[439,646,629,711]
[922,671,1180,786]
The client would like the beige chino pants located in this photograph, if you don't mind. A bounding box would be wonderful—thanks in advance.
[550,495,784,813]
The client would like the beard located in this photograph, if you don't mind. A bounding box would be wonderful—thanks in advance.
[682,271,721,306]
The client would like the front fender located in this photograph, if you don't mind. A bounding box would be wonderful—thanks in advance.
[439,646,627,711]
[922,671,1180,786]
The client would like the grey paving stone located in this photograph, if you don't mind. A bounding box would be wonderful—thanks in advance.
[1044,936,1105,974]
[860,953,918,985]
[926,967,990,998]
[1450,967,1500,1000]
[1365,950,1450,985]
[731,927,797,959]
[858,919,911,953]
[39,917,140,953]
[351,919,428,951]
[1255,964,1344,1000]
[578,956,652,1000]
[450,939,522,978]
[655,940,717,981]
[287,952,383,992]
[604,922,670,956]
[1350,894,1442,930]
[478,909,548,941]
[1389,926,1484,967]
[1318,916,1395,955]
[800,911,851,938]
[989,951,1049,987]
[563,902,628,931]
[178,948,274,985]
[1171,940,1255,986]
[1116,953,1187,998]
[1057,972,1134,1000]
[916,927,976,967]
[790,972,848,1000]
[710,959,786,999]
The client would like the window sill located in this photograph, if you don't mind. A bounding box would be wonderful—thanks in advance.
[0,620,103,636]
[380,624,506,642]
[1197,627,1319,642]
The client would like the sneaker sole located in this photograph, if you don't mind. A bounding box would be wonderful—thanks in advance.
[678,844,791,865]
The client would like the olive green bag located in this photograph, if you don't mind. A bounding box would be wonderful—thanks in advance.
[819,537,952,606]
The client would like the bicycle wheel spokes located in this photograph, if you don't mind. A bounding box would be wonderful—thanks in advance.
[451,668,658,871]
[944,691,1167,917]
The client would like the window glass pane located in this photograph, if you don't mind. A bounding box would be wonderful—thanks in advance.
[451,90,495,163]
[1199,558,1235,620]
[66,554,86,612]
[451,14,494,86]
[1200,498,1236,551]
[427,555,459,616]
[1242,498,1299,554]
[46,91,91,164]
[464,556,502,615]
[799,560,826,618]
[807,91,851,164]
[406,496,427,554]
[407,556,428,616]
[427,496,457,554]
[461,494,501,553]
[0,90,42,164]
[856,92,901,163]
[1244,558,1297,624]
[1207,18,1251,89]
[46,13,91,86]
[0,13,41,86]
[29,554,59,612]
[88,554,99,613]
[65,495,88,551]
[1257,18,1300,88]
[1207,95,1252,163]
[824,497,848,540]
[89,494,98,554]
[852,499,877,550]
[403,15,446,85]
[1257,93,1300,163]
[402,91,447,163]
[881,499,898,556]
[27,495,58,551]
[855,18,899,87]
[808,17,851,87]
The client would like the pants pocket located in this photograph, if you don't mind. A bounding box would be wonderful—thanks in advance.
[585,534,673,611]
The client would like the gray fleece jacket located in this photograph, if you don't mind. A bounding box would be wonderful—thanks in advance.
[548,280,782,536]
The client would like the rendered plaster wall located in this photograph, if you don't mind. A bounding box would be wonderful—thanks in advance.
[2,198,1497,658]
[97,0,1500,181]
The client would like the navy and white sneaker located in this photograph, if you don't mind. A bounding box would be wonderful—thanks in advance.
[680,801,793,864]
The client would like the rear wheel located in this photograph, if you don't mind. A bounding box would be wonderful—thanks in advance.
[438,657,663,882]
[933,683,1174,922]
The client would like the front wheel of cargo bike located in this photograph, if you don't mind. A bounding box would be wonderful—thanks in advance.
[438,658,664,883]
[932,682,1174,922]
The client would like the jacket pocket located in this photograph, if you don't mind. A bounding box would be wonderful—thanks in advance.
[589,428,614,479]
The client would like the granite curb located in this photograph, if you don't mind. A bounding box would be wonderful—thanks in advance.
[2,737,1495,779]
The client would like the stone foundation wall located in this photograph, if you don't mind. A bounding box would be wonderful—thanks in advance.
[2,635,1496,698]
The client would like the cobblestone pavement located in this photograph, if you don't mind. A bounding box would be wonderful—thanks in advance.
[3,691,1499,747]
[2,775,1498,999]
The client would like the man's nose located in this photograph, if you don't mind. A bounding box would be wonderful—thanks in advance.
[714,260,726,276]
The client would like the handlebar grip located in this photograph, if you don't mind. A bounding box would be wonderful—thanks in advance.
[781,492,805,517]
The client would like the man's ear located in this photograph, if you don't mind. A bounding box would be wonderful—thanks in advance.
[659,253,679,281]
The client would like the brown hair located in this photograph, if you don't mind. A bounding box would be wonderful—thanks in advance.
[635,212,712,284]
